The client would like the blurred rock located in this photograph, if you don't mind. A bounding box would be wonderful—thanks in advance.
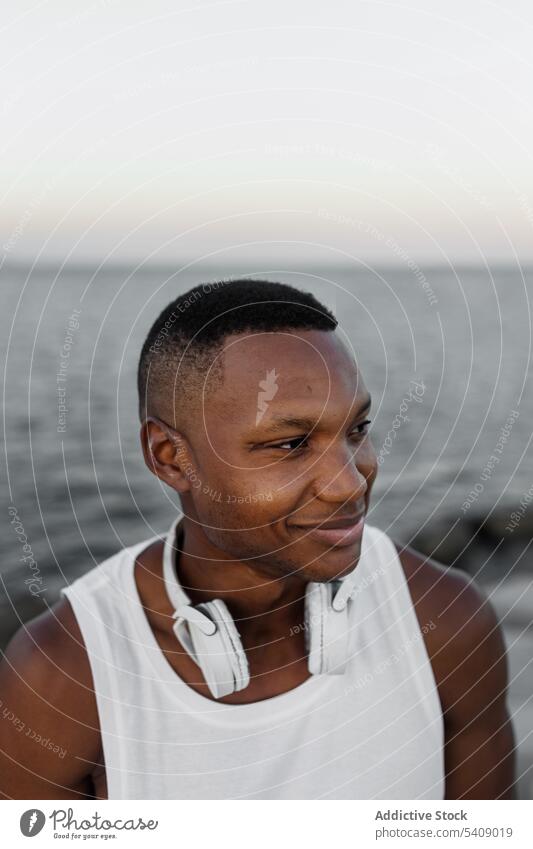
[410,509,533,582]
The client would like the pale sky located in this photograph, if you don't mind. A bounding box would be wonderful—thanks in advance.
[2,0,533,265]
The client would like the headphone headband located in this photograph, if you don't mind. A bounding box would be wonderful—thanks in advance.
[162,514,189,610]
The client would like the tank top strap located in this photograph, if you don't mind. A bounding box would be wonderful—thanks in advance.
[356,524,443,735]
[60,535,160,798]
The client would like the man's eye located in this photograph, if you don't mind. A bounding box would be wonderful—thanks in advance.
[267,436,308,452]
[265,421,372,453]
[351,419,372,437]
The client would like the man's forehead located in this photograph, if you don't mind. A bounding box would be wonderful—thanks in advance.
[207,329,365,421]
[219,329,355,384]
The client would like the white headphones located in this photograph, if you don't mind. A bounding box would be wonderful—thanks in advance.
[163,515,361,699]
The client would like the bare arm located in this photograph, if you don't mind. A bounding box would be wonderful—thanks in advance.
[440,585,517,799]
[397,543,518,800]
[0,597,102,799]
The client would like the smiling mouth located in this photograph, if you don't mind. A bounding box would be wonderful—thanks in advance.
[290,513,366,547]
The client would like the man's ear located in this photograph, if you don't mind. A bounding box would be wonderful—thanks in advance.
[140,417,192,493]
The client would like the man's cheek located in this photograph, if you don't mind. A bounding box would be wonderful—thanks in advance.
[199,472,276,506]
[198,480,225,502]
[223,491,274,506]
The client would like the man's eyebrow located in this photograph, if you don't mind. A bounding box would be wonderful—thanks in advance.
[260,393,372,434]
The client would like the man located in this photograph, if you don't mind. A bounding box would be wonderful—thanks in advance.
[0,279,516,799]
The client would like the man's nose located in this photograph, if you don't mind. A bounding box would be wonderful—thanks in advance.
[310,443,368,505]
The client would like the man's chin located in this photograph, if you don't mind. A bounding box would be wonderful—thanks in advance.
[300,542,363,583]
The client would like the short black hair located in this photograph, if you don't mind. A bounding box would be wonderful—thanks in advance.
[137,278,337,424]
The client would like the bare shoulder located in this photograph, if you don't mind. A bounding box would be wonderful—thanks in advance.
[393,539,507,700]
[0,595,102,799]
[394,539,516,799]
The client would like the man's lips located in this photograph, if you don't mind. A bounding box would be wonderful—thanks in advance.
[290,513,366,547]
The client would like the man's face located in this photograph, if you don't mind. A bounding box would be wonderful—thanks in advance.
[179,328,378,584]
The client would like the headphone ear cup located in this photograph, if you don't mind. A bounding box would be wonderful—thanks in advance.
[183,618,232,699]
[305,582,351,675]
[305,582,328,675]
[176,599,250,699]
[204,599,250,693]
[321,594,350,675]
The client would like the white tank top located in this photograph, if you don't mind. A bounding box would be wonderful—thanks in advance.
[60,523,445,800]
